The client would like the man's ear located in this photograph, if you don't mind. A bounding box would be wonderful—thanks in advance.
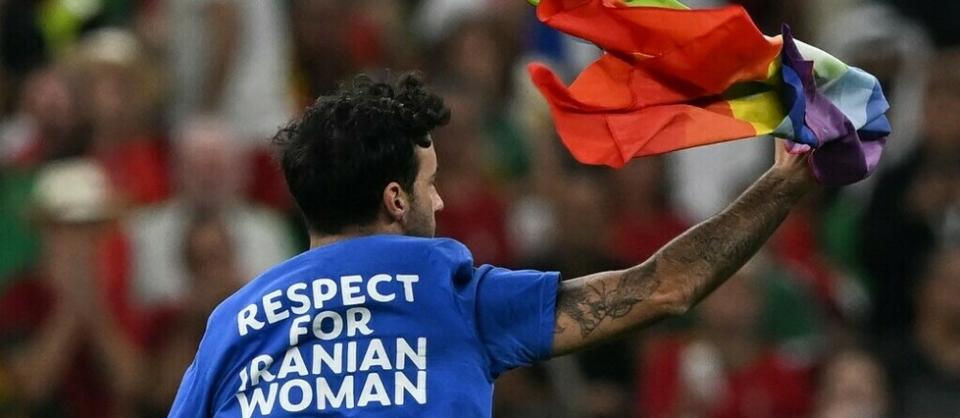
[383,182,407,221]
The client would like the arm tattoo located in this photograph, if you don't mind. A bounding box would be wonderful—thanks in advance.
[556,259,661,337]
[659,171,802,306]
[555,170,806,341]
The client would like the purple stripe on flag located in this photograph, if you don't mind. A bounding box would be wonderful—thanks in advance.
[780,24,889,186]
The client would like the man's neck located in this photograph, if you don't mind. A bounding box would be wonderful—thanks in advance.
[309,223,403,249]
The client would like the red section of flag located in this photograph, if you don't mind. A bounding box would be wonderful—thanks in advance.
[530,0,782,167]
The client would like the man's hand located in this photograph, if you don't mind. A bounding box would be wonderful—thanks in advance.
[552,139,816,356]
[772,139,818,190]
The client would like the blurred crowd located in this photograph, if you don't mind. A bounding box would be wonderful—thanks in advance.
[1,0,959,417]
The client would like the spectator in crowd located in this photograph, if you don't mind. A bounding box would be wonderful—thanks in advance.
[528,172,618,279]
[606,156,690,266]
[66,29,170,207]
[414,0,525,47]
[769,192,856,318]
[637,259,813,418]
[816,2,933,172]
[0,65,87,283]
[0,66,86,168]
[435,15,530,180]
[434,84,515,266]
[290,1,410,107]
[439,15,517,108]
[143,212,244,417]
[165,0,292,145]
[0,166,39,286]
[525,173,634,416]
[0,159,144,418]
[0,0,48,113]
[504,64,567,264]
[810,5,934,312]
[889,0,960,48]
[885,245,960,418]
[289,0,352,106]
[125,117,294,307]
[814,349,889,418]
[163,0,296,212]
[493,366,567,418]
[668,137,770,224]
[861,50,960,341]
[730,0,808,36]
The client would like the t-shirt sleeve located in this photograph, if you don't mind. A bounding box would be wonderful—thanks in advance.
[473,264,560,377]
[168,359,210,418]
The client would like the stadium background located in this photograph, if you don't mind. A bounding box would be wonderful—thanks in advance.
[1,0,959,417]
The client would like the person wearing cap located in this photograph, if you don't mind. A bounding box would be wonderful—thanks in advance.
[0,158,144,418]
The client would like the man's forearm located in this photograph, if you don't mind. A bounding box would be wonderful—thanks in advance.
[552,167,813,355]
[656,167,812,306]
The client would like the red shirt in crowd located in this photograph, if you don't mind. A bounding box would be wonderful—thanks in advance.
[0,226,142,418]
[637,336,813,418]
[607,210,689,265]
[94,137,171,206]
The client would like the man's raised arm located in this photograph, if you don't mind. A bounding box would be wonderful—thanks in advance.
[552,141,817,356]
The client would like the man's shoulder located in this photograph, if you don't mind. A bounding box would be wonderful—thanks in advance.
[354,234,469,250]
[314,234,474,265]
[386,236,476,272]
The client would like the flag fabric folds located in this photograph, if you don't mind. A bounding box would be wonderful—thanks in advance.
[528,0,890,186]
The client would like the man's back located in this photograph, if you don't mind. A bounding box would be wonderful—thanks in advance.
[168,234,559,418]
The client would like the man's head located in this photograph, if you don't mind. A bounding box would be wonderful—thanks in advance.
[275,73,450,238]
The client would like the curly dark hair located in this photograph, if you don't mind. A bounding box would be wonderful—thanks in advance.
[274,72,450,235]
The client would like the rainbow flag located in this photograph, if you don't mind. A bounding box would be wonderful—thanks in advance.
[528,0,890,186]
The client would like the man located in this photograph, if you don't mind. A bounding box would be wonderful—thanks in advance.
[169,73,817,417]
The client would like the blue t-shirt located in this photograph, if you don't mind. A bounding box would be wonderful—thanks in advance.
[168,235,560,418]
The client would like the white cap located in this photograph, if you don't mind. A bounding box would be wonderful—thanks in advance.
[33,158,116,223]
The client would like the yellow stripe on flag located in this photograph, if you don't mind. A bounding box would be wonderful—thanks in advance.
[728,90,785,135]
